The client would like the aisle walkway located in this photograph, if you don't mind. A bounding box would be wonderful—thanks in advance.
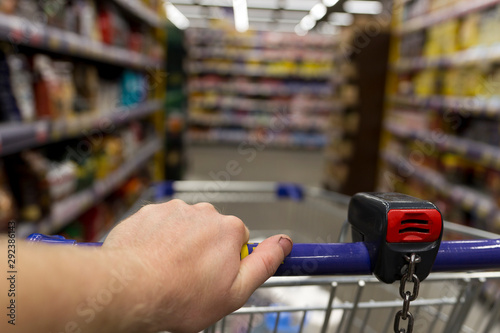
[184,145,325,187]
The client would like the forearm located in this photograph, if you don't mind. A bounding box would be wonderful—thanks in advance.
[0,237,160,333]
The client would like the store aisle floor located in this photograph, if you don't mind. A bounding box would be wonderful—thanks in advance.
[184,145,325,187]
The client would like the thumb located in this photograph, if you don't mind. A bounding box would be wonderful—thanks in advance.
[232,235,293,303]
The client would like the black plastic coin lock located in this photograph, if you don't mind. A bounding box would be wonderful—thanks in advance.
[348,192,443,284]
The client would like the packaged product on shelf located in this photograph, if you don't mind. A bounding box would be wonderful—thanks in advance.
[413,69,438,96]
[46,160,78,201]
[73,152,97,191]
[52,61,76,119]
[458,12,480,50]
[77,0,100,40]
[121,121,143,159]
[478,5,500,46]
[41,0,67,29]
[97,3,114,45]
[6,53,35,122]
[121,70,147,106]
[0,0,16,14]
[33,55,56,119]
[97,3,131,48]
[96,136,123,179]
[14,0,43,22]
[96,78,120,114]
[0,49,22,122]
[73,62,99,114]
[4,151,52,222]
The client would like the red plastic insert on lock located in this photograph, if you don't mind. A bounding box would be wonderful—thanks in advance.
[386,209,442,243]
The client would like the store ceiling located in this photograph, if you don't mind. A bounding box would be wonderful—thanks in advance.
[166,0,388,34]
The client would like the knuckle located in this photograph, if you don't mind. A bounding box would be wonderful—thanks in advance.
[168,198,187,206]
[195,202,217,211]
[137,203,155,215]
[229,215,246,231]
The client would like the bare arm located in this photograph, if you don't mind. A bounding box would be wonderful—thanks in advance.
[0,199,293,333]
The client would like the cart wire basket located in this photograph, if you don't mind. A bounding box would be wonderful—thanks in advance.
[28,181,500,333]
[153,181,500,333]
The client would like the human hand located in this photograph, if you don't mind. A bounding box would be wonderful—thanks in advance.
[103,199,293,333]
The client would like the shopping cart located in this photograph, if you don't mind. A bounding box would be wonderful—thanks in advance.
[28,181,500,333]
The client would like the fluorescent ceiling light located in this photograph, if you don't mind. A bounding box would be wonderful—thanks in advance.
[200,0,232,5]
[343,0,383,14]
[165,2,190,30]
[299,14,316,31]
[329,12,354,26]
[233,0,249,32]
[295,24,308,36]
[322,0,340,7]
[310,3,327,20]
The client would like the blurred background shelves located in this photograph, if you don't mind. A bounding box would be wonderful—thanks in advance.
[0,12,163,69]
[112,0,166,27]
[380,0,500,233]
[0,0,167,241]
[395,0,500,35]
[0,99,162,157]
[16,136,161,238]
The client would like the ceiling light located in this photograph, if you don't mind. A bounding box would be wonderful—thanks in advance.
[164,2,190,30]
[329,12,354,26]
[233,0,249,32]
[294,24,308,36]
[310,3,327,20]
[343,1,383,14]
[299,14,316,31]
[322,0,340,7]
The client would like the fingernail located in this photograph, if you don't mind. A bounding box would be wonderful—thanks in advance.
[278,236,293,256]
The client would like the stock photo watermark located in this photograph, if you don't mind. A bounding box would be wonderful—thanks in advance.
[5,221,16,326]
[52,267,135,333]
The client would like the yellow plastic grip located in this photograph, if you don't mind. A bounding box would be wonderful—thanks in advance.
[240,243,259,260]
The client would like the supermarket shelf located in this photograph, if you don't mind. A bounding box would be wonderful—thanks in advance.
[112,0,165,27]
[396,0,500,35]
[189,96,338,114]
[187,46,335,63]
[185,60,333,80]
[189,114,329,132]
[385,121,500,170]
[382,150,499,221]
[389,95,500,117]
[0,13,163,69]
[16,137,162,238]
[0,99,162,157]
[187,130,327,149]
[393,44,500,71]
[187,80,334,97]
[185,29,339,49]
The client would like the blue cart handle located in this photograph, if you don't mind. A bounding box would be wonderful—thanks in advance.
[26,233,500,276]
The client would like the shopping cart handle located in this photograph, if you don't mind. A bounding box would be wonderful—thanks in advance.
[26,233,500,276]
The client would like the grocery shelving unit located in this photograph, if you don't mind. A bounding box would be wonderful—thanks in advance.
[17,137,162,238]
[0,1,167,238]
[184,26,339,149]
[323,24,391,196]
[379,0,500,231]
[0,99,162,157]
[0,13,163,69]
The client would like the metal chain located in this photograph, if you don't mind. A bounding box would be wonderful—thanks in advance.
[394,253,421,333]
